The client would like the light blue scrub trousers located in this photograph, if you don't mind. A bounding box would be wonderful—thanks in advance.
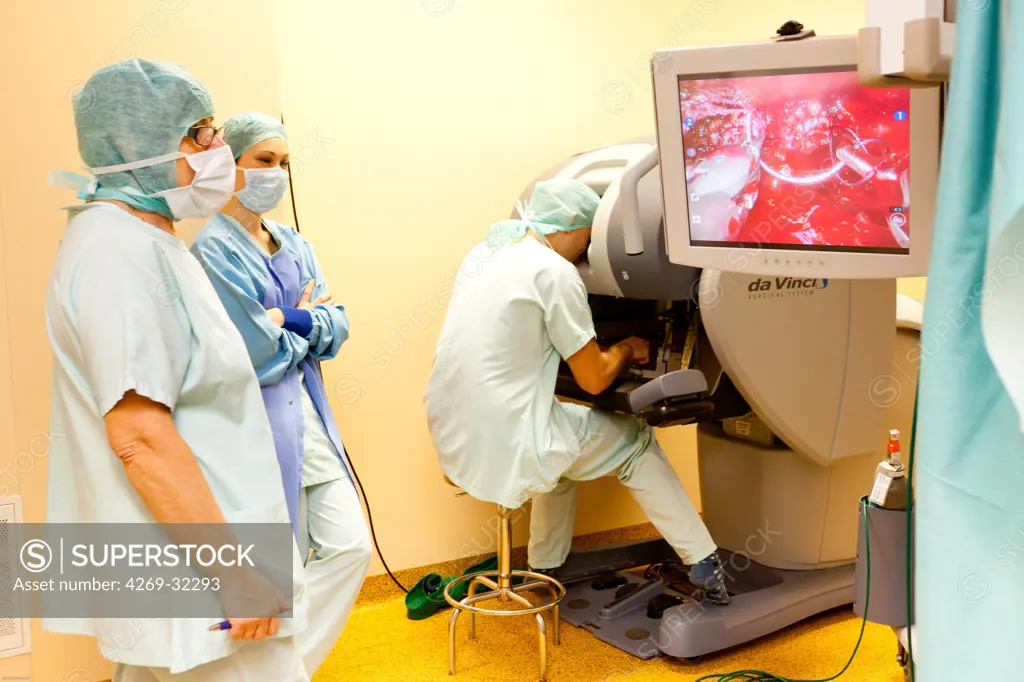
[115,479,371,681]
[113,638,308,681]
[528,404,716,569]
[298,476,372,673]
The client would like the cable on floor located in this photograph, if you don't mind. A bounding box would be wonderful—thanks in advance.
[693,497,875,682]
[696,387,922,681]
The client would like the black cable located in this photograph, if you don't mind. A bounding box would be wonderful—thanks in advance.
[278,112,302,234]
[274,117,401,592]
[346,449,409,593]
[906,389,918,680]
[695,498,873,682]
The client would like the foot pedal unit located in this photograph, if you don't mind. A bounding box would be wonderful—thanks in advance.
[546,538,677,585]
[557,549,857,660]
[591,572,629,591]
[561,573,672,659]
[647,593,684,619]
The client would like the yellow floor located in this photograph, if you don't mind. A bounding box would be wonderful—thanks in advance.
[313,589,908,682]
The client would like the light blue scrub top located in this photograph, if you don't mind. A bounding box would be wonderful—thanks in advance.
[423,236,600,510]
[43,203,306,673]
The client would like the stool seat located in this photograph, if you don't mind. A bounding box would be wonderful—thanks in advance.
[445,504,565,680]
[442,474,468,498]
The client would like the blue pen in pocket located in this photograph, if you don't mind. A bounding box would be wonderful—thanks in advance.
[208,612,292,632]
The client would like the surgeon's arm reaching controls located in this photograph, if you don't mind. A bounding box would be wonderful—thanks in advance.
[105,392,287,641]
[535,228,651,396]
[567,337,650,395]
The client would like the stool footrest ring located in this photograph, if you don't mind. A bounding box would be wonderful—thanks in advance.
[443,570,566,616]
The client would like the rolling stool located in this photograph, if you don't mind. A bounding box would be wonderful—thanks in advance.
[442,475,566,680]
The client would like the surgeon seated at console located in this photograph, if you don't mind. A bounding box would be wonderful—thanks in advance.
[423,178,730,605]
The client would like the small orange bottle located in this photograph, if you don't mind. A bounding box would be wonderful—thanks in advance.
[868,429,908,510]
[887,430,902,466]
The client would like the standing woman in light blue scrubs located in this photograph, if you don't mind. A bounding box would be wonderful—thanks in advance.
[190,113,372,675]
[46,61,309,680]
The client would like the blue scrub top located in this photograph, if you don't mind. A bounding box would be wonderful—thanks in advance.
[191,215,352,536]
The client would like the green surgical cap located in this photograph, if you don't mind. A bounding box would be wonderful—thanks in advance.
[486,179,601,248]
[527,179,601,230]
[223,112,288,160]
[74,59,214,203]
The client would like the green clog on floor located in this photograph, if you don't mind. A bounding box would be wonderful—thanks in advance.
[449,556,527,601]
[407,558,535,620]
[405,573,455,620]
[449,555,499,601]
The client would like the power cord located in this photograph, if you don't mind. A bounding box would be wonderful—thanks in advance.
[694,498,874,682]
[276,122,399,592]
[278,112,302,234]
[346,449,409,593]
[905,391,917,680]
[696,391,922,682]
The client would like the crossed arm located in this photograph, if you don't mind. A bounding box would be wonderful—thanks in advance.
[192,241,349,385]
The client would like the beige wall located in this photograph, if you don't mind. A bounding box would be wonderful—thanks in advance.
[899,277,928,302]
[0,0,927,678]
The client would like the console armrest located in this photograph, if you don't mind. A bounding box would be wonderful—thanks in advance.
[627,369,708,413]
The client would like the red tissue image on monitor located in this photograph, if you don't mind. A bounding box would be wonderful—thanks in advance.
[679,69,910,253]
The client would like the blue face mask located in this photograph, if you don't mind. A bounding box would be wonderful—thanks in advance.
[235,166,289,214]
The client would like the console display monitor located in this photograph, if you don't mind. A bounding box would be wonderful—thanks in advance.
[681,68,909,253]
[652,36,940,278]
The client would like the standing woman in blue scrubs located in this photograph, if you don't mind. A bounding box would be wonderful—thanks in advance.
[190,113,371,675]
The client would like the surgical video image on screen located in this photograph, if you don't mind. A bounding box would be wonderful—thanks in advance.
[679,69,910,253]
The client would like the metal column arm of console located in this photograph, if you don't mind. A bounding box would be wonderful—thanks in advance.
[619,147,658,256]
[859,0,955,87]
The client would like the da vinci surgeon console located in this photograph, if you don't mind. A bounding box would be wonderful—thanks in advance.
[512,34,940,659]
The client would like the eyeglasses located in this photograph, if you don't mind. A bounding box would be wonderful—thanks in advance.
[186,125,225,148]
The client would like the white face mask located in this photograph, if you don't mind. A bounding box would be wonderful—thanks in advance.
[87,145,237,221]
[235,167,289,214]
